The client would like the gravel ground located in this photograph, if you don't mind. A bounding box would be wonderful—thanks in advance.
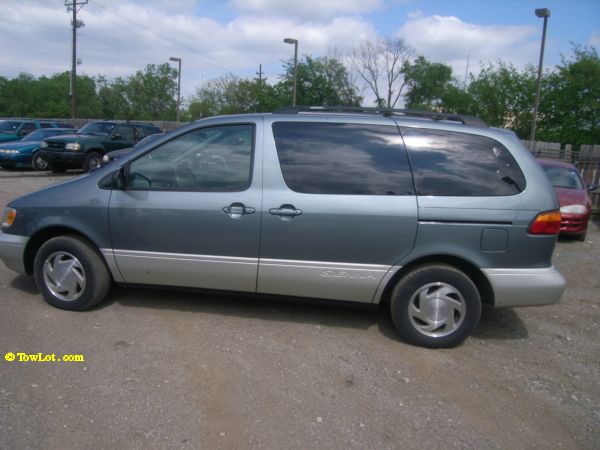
[0,169,598,449]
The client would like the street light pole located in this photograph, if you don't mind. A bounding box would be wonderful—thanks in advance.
[530,8,550,151]
[169,57,182,123]
[284,38,298,106]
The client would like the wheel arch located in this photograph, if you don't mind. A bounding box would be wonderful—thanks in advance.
[23,226,108,276]
[378,254,494,308]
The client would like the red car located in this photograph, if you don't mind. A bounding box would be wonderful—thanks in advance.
[538,158,595,241]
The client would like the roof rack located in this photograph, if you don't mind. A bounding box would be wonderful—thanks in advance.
[272,106,488,128]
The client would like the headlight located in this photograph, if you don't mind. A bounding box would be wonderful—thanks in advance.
[1,207,17,228]
[65,143,81,151]
[560,204,588,215]
[0,149,20,154]
[40,141,48,148]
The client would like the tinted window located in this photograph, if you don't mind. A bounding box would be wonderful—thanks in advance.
[401,128,525,196]
[114,125,134,141]
[128,124,253,192]
[20,122,36,134]
[272,122,414,195]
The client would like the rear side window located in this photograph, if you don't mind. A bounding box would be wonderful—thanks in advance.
[400,128,525,196]
[272,122,414,195]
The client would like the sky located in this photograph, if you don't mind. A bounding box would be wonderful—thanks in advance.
[0,0,599,104]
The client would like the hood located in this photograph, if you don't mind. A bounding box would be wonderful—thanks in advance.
[554,187,591,208]
[43,134,96,144]
[0,140,41,150]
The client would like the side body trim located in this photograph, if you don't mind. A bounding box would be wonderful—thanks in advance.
[104,249,259,292]
[257,258,392,303]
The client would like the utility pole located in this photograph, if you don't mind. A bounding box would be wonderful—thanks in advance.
[256,64,263,83]
[66,0,87,120]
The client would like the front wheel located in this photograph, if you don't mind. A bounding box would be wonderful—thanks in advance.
[83,152,102,172]
[31,152,48,171]
[33,235,111,311]
[390,264,481,348]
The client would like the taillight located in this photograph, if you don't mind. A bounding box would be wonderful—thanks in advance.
[528,210,561,235]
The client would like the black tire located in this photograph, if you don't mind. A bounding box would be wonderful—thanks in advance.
[33,235,111,311]
[576,231,587,242]
[83,152,102,172]
[390,264,481,348]
[31,152,49,171]
[49,164,67,173]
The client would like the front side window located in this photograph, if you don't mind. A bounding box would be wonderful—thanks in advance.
[401,128,526,196]
[127,124,254,192]
[272,122,414,195]
[113,125,134,141]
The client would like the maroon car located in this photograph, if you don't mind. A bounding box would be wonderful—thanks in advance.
[538,158,595,241]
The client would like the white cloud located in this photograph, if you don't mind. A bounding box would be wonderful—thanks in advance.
[0,0,376,98]
[397,13,539,78]
[229,0,382,20]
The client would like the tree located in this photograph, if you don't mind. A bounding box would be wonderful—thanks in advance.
[402,56,453,110]
[348,37,413,108]
[537,45,600,147]
[277,55,362,106]
[188,74,278,119]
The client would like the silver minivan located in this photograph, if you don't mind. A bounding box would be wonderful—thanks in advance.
[0,107,566,347]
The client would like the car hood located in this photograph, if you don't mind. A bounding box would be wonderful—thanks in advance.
[43,134,99,144]
[0,140,41,149]
[554,187,591,207]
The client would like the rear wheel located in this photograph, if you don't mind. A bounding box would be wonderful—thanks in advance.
[33,235,111,311]
[83,152,102,172]
[31,152,48,171]
[390,264,481,348]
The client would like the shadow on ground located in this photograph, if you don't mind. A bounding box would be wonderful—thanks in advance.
[9,274,529,343]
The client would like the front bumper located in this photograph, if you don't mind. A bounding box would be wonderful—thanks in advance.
[0,153,30,167]
[559,213,590,235]
[39,150,85,168]
[0,232,29,274]
[483,266,566,308]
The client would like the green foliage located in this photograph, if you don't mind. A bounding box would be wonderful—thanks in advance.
[537,46,600,147]
[403,56,453,110]
[277,55,362,106]
[188,55,361,119]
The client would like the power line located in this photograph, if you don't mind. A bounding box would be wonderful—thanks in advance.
[88,0,229,71]
[0,19,65,31]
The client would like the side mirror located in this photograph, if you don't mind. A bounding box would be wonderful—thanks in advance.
[587,184,598,192]
[112,133,122,140]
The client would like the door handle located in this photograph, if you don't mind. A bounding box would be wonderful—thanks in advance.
[223,202,255,219]
[269,204,303,218]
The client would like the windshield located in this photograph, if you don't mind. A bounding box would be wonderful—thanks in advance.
[542,166,584,190]
[0,121,21,133]
[78,122,116,136]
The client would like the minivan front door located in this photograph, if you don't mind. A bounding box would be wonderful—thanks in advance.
[107,122,261,292]
[257,119,418,303]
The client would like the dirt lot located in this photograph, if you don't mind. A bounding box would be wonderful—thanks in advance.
[0,169,598,449]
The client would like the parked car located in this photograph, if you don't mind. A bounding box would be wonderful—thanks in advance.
[99,132,165,168]
[0,120,69,143]
[0,107,566,348]
[39,121,162,172]
[538,158,596,241]
[0,128,77,170]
